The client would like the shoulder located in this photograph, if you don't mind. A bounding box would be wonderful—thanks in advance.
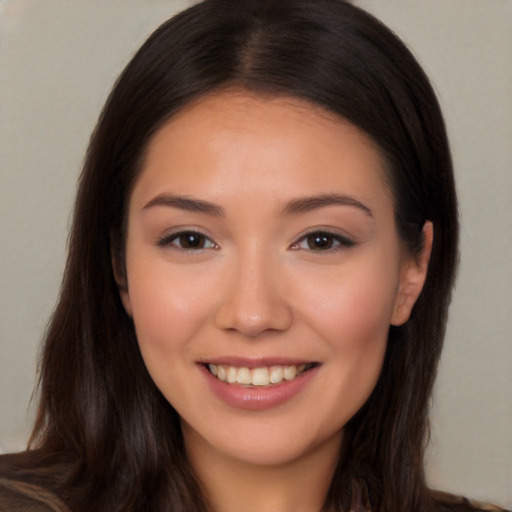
[0,451,71,512]
[432,489,511,512]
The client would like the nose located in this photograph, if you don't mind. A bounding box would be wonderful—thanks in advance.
[214,250,293,337]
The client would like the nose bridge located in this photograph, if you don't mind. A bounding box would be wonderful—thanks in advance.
[214,242,292,336]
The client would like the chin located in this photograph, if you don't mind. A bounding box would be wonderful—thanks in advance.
[182,413,345,469]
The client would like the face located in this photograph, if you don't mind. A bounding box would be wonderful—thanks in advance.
[119,91,428,469]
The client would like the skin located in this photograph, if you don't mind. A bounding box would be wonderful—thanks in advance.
[118,91,432,512]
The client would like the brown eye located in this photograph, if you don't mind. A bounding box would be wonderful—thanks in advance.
[292,230,355,252]
[306,233,335,250]
[158,231,217,250]
[178,232,206,249]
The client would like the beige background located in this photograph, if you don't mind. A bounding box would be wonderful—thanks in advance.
[1,0,511,507]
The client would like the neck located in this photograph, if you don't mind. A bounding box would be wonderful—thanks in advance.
[183,424,342,512]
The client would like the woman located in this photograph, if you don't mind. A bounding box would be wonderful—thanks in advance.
[0,1,507,511]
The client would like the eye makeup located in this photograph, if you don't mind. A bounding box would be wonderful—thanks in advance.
[156,229,219,251]
[290,229,356,252]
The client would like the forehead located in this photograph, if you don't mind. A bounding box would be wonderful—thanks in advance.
[133,91,391,212]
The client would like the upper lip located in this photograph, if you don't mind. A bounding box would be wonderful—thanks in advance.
[198,356,318,368]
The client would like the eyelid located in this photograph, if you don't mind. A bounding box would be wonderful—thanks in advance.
[290,228,356,251]
[156,228,219,250]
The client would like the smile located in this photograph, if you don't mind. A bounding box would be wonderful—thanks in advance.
[206,363,315,387]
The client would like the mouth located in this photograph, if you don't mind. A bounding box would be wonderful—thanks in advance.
[204,362,318,387]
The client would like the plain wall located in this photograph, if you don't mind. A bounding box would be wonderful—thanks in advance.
[1,0,511,507]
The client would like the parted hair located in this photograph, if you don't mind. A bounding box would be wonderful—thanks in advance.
[29,1,458,510]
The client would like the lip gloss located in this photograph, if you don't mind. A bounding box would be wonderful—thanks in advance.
[199,363,319,411]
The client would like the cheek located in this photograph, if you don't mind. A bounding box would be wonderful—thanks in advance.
[125,256,216,364]
[301,259,397,347]
[296,258,397,401]
[124,260,222,408]
[331,283,390,381]
[319,289,391,425]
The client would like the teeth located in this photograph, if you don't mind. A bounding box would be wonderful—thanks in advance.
[226,366,237,383]
[217,365,226,381]
[206,363,311,387]
[269,365,283,384]
[236,367,252,385]
[252,368,270,386]
[283,365,296,381]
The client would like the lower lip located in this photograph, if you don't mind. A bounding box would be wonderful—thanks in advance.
[199,364,319,411]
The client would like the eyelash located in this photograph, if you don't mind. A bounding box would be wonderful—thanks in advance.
[157,230,218,251]
[290,229,356,252]
[157,229,355,253]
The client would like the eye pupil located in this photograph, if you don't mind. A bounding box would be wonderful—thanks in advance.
[307,233,333,250]
[180,233,204,248]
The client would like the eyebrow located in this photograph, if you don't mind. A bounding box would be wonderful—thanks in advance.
[283,193,373,217]
[142,192,373,218]
[143,194,225,217]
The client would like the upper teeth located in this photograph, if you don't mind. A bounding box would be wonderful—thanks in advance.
[208,364,308,386]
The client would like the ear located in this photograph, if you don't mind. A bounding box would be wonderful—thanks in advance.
[111,246,133,317]
[390,221,433,326]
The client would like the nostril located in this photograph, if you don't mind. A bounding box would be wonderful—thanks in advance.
[214,298,293,336]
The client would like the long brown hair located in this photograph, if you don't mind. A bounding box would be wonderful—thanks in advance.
[29,1,458,510]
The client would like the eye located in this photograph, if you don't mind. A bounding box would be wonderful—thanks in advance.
[291,230,355,251]
[157,230,218,250]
